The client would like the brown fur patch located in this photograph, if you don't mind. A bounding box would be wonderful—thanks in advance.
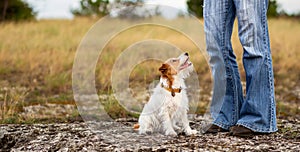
[159,63,179,96]
[159,64,174,87]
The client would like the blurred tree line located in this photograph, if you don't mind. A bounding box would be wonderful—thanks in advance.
[75,0,299,18]
[1,0,300,22]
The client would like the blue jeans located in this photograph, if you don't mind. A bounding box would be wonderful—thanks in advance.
[203,0,277,133]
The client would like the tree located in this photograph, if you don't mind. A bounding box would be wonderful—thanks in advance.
[186,0,203,18]
[187,0,279,18]
[0,0,35,22]
[72,0,146,18]
[1,0,8,21]
[109,0,146,19]
[268,0,279,17]
[72,0,109,17]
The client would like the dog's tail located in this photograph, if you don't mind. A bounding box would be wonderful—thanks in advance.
[133,123,140,130]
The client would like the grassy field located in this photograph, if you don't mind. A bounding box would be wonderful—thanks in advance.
[0,17,299,123]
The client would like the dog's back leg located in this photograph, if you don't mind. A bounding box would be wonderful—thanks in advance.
[138,116,154,134]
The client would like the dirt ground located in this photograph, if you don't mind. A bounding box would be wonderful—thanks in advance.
[1,117,299,151]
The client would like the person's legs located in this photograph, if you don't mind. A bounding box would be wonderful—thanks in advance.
[234,0,277,133]
[204,0,244,130]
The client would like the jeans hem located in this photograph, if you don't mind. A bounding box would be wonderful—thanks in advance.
[236,122,278,133]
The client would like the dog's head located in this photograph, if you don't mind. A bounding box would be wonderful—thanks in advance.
[159,52,193,79]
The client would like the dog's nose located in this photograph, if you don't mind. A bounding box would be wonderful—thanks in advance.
[185,52,189,56]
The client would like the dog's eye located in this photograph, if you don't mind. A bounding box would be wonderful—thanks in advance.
[172,59,177,62]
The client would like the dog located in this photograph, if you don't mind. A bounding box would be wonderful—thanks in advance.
[134,52,198,136]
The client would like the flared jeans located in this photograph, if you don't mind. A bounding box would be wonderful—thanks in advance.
[204,0,277,133]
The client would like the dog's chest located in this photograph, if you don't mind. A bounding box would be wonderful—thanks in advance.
[163,95,183,114]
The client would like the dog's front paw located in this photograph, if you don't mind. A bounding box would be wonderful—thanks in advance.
[139,128,153,135]
[165,129,177,136]
[173,125,181,131]
[186,129,198,136]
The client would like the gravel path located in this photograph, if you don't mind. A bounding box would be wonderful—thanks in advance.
[0,118,299,151]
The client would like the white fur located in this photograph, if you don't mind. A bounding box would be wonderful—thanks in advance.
[138,53,198,136]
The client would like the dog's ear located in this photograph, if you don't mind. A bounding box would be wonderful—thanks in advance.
[159,64,169,75]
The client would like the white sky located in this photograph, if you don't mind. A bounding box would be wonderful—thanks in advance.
[24,0,300,19]
[277,0,300,14]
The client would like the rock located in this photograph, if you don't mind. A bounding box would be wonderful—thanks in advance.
[0,118,299,151]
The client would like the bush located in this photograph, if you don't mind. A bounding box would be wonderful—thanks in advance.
[0,0,36,22]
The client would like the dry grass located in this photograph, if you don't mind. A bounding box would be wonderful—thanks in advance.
[0,18,94,95]
[0,87,29,121]
[0,17,299,121]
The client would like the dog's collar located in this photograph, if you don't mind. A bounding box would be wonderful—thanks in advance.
[161,83,182,97]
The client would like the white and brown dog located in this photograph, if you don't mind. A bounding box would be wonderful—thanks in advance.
[134,52,198,136]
